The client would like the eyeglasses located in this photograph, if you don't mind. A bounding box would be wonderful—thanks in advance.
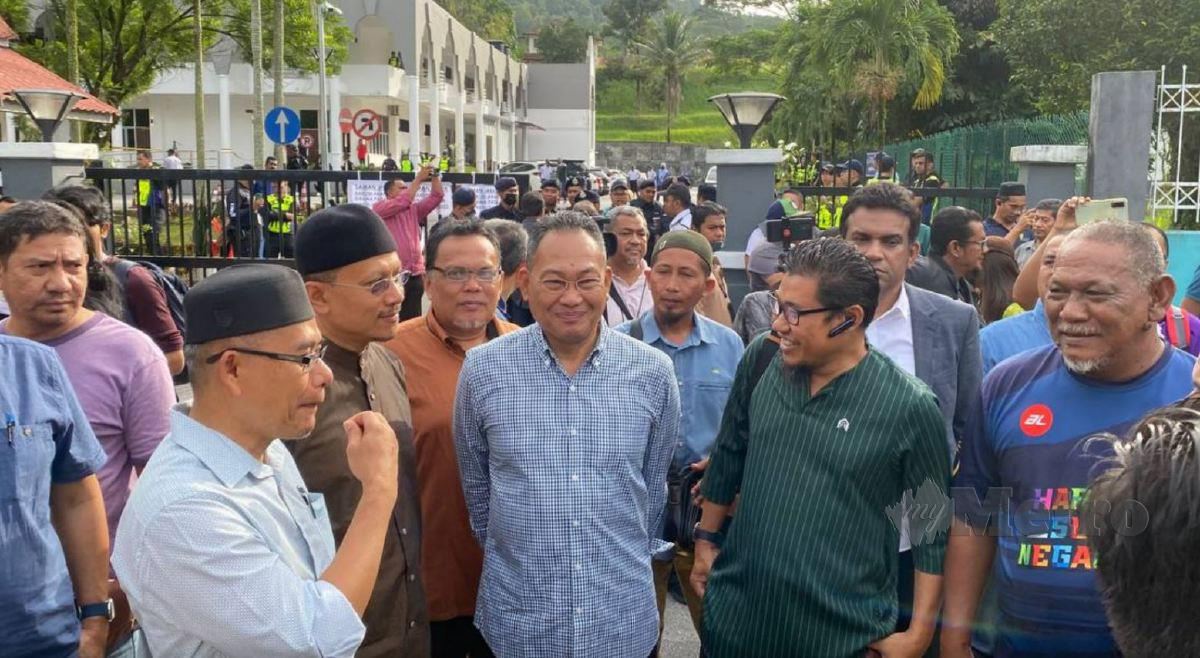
[539,277,604,293]
[429,266,501,284]
[324,271,411,296]
[770,292,839,326]
[959,239,986,250]
[205,344,327,372]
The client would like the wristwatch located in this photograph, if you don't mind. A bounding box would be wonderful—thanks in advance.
[76,599,115,622]
[693,524,725,548]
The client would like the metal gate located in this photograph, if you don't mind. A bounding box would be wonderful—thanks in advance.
[1150,66,1200,229]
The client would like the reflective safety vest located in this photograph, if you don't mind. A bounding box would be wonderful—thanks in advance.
[440,156,450,172]
[400,159,414,173]
[266,194,296,234]
[137,179,151,206]
[816,196,847,231]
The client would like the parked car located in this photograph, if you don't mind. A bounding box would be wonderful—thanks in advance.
[498,161,542,189]
[705,166,718,185]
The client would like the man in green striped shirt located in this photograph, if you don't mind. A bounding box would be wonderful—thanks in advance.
[692,238,951,658]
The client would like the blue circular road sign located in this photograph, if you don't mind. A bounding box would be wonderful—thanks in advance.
[264,106,301,145]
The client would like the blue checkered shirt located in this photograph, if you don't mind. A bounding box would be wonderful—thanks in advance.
[454,324,680,658]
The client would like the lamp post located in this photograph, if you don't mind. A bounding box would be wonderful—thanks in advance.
[315,0,342,172]
[707,92,784,149]
[11,89,84,141]
[704,91,787,309]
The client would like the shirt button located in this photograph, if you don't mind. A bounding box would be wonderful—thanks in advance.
[408,573,416,582]
[571,473,579,481]
[409,620,416,628]
[569,385,576,393]
[401,527,408,535]
[369,393,376,401]
[572,520,580,527]
[574,562,581,570]
[575,607,583,615]
[569,428,577,436]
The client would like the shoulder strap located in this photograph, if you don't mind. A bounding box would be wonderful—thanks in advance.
[1167,305,1189,349]
[608,285,634,321]
[750,335,780,393]
[629,316,644,341]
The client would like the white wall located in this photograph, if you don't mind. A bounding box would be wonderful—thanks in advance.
[524,109,594,165]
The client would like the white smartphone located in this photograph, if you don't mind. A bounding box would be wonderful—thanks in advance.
[1075,198,1129,225]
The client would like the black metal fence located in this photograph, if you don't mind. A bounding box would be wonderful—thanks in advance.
[784,184,1001,221]
[84,168,530,284]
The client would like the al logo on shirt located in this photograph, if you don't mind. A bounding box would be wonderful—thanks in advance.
[1020,403,1054,438]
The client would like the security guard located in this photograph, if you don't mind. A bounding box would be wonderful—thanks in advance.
[264,180,298,258]
[907,148,945,224]
[400,153,415,173]
[439,153,450,173]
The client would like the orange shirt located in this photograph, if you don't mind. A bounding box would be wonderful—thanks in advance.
[385,311,519,621]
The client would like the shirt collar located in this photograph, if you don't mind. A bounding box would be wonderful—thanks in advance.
[641,311,712,348]
[876,285,911,323]
[321,338,363,372]
[170,407,275,488]
[425,310,501,353]
[533,322,609,366]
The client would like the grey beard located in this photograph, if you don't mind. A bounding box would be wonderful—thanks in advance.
[1062,354,1110,375]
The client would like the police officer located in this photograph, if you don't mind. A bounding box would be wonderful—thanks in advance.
[264,180,298,258]
[907,148,946,224]
[631,179,665,236]
[399,152,415,173]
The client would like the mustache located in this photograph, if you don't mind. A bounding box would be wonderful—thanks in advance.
[1057,323,1101,336]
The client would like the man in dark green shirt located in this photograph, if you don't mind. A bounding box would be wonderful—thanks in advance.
[692,238,951,658]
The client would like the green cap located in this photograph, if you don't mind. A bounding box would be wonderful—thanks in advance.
[651,229,714,274]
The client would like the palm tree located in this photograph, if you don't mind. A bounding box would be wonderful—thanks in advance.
[193,0,205,168]
[636,12,703,143]
[66,0,79,141]
[272,0,285,164]
[250,0,264,165]
[808,0,959,144]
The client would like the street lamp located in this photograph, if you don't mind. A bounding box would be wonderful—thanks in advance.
[315,0,342,172]
[707,92,785,149]
[11,89,84,141]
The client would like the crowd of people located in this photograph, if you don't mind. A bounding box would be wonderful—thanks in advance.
[3,150,1200,658]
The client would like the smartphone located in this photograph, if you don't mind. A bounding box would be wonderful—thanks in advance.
[765,214,816,244]
[1075,198,1129,225]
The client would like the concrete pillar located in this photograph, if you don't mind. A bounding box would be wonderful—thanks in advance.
[430,71,442,161]
[217,74,232,168]
[509,116,517,163]
[475,105,485,171]
[1087,70,1157,221]
[707,148,783,307]
[1011,145,1087,204]
[408,74,421,164]
[328,76,342,169]
[0,143,99,199]
[454,90,466,171]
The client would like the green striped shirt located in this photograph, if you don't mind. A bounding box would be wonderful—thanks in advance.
[701,336,950,658]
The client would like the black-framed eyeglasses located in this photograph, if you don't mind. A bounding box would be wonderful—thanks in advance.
[205,344,327,372]
[959,239,986,250]
[770,292,839,326]
[324,271,410,296]
[429,266,502,283]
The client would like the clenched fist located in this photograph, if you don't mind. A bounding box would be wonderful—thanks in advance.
[343,411,399,500]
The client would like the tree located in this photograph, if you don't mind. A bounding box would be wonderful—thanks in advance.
[995,0,1200,114]
[250,0,264,165]
[273,0,285,163]
[221,0,352,75]
[635,12,705,143]
[194,0,205,167]
[0,0,30,32]
[536,18,591,63]
[807,0,959,145]
[435,0,517,49]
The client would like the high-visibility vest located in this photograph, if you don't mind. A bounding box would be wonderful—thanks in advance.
[266,194,296,234]
[816,196,847,230]
[400,159,414,173]
[138,179,151,206]
[440,156,450,171]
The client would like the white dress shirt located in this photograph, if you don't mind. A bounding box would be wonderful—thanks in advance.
[865,285,918,552]
[605,266,653,326]
[668,207,693,231]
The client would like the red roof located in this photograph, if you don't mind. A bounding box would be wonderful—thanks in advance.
[0,16,16,41]
[0,43,119,117]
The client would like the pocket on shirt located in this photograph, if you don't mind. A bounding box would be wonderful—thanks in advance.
[0,422,55,503]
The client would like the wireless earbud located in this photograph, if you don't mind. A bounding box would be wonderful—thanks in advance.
[827,318,855,338]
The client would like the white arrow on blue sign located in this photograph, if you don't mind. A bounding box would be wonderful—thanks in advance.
[264,106,301,145]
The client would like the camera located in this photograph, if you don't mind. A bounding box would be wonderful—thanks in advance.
[764,213,816,249]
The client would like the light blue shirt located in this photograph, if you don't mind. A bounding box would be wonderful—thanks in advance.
[980,299,1052,373]
[0,335,106,657]
[454,324,680,658]
[615,311,744,472]
[112,409,364,658]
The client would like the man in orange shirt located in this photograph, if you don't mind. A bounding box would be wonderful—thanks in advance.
[385,220,518,658]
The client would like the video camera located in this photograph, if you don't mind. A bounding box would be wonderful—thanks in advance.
[764,212,816,250]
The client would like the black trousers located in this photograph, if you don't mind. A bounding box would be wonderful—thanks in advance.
[264,231,294,259]
[400,273,424,321]
[430,616,494,658]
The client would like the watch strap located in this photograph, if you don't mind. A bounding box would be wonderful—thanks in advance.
[76,599,114,622]
[693,525,724,548]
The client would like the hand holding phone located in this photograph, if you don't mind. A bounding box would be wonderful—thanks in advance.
[1074,198,1129,225]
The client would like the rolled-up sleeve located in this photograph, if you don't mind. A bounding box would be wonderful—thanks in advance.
[132,495,365,658]
[453,355,491,546]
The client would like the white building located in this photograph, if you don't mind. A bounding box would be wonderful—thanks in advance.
[18,0,596,169]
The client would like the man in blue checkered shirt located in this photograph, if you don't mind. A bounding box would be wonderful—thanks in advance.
[454,212,681,658]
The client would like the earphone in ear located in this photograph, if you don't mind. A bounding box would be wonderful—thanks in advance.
[827,318,855,338]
